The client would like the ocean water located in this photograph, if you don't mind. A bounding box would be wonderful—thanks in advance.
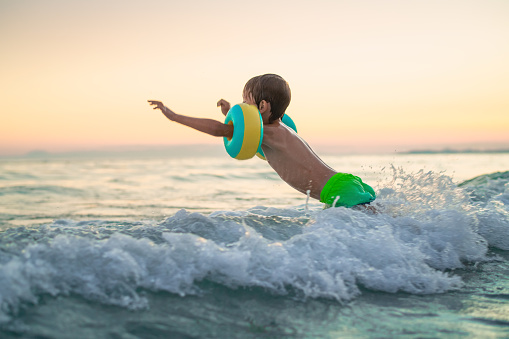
[0,150,508,338]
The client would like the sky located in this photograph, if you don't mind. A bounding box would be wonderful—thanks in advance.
[1,0,508,155]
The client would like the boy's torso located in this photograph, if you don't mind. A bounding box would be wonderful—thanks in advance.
[261,122,336,200]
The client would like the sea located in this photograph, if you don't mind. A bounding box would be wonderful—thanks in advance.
[0,146,508,338]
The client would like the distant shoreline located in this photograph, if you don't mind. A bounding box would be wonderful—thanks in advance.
[402,149,509,154]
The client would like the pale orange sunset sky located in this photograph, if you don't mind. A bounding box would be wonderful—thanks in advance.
[1,0,508,156]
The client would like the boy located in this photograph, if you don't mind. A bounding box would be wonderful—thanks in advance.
[148,74,375,208]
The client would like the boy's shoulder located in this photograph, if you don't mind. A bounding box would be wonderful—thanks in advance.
[263,120,284,135]
[262,120,301,149]
[264,120,298,136]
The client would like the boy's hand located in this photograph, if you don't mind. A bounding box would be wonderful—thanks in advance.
[148,100,176,120]
[217,99,230,116]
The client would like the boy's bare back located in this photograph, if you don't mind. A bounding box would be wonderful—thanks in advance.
[260,121,336,200]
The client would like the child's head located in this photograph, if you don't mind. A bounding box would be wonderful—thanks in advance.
[243,74,291,123]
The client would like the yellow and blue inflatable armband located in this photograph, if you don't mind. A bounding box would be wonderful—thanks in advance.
[223,104,264,160]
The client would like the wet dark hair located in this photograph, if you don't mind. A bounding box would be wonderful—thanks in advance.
[243,74,291,123]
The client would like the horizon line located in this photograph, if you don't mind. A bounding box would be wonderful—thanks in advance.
[1,143,509,159]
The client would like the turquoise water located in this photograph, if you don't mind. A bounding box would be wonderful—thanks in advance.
[0,150,508,338]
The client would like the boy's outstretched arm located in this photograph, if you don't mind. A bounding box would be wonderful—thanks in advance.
[148,100,233,138]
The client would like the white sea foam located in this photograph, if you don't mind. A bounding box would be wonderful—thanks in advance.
[1,169,508,323]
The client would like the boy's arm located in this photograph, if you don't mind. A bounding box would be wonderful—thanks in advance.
[148,100,233,138]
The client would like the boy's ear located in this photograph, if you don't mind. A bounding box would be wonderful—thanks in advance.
[258,100,271,114]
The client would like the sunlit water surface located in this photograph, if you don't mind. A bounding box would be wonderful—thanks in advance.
[0,152,508,338]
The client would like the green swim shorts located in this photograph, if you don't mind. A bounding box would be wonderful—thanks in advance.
[320,173,376,208]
